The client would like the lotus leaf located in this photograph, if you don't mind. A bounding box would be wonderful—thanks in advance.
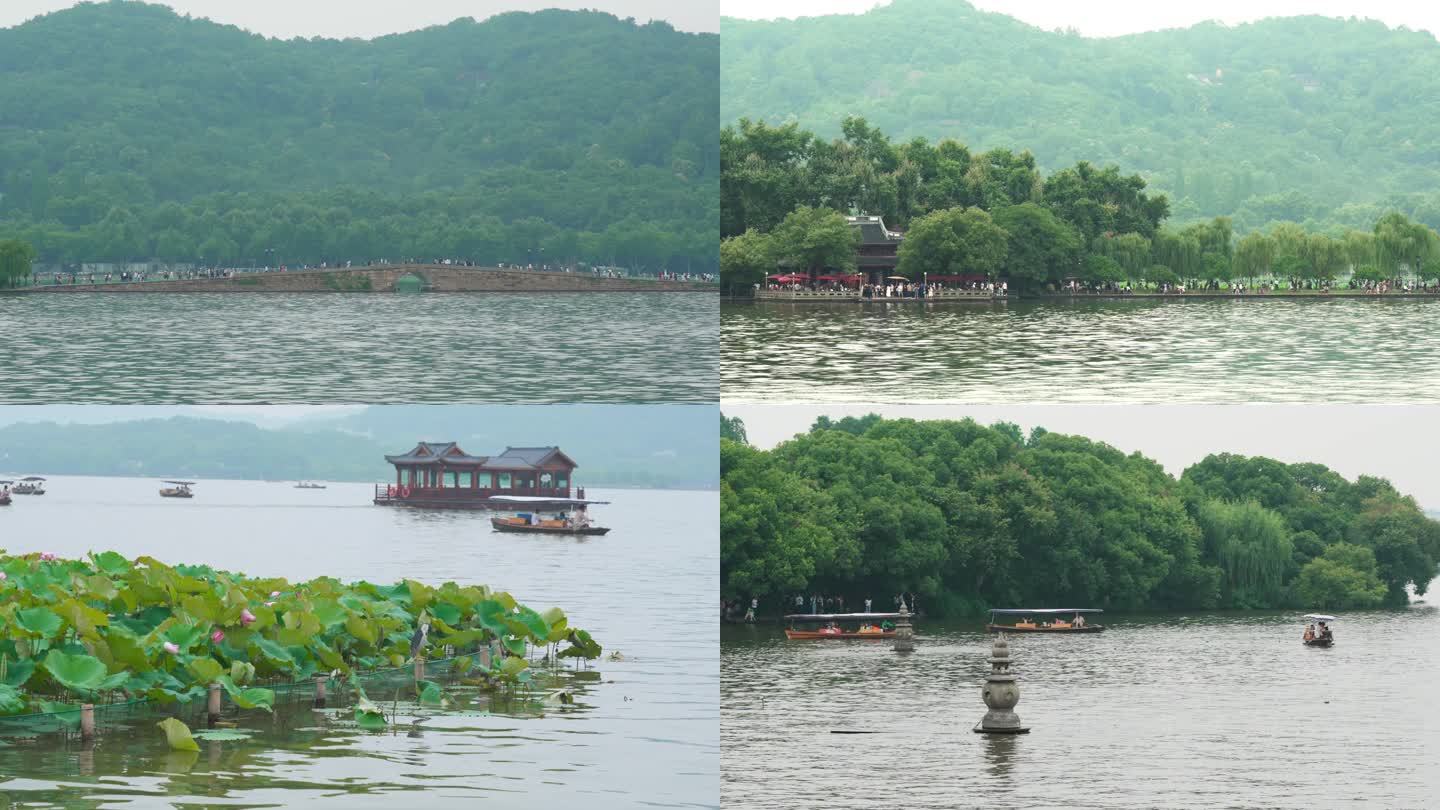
[89,551,132,576]
[14,607,63,639]
[541,608,569,642]
[496,656,529,680]
[2,657,36,688]
[37,700,81,728]
[0,684,26,716]
[160,624,207,653]
[503,636,527,657]
[187,658,224,684]
[101,626,153,673]
[42,650,109,694]
[418,680,444,705]
[249,638,295,670]
[230,661,256,685]
[157,717,200,752]
[216,675,274,711]
[429,602,461,627]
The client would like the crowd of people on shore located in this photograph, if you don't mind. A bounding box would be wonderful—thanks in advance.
[721,591,922,623]
[27,257,715,286]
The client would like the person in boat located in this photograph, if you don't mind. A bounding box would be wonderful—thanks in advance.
[744,598,757,623]
[1073,614,1086,628]
[1318,622,1331,641]
[819,622,842,635]
[1303,624,1315,642]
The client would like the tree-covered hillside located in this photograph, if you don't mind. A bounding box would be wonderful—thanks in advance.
[0,1,718,268]
[721,0,1440,233]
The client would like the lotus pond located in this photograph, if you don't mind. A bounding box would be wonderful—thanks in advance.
[0,479,718,807]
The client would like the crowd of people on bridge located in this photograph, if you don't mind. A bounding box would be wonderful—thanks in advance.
[722,591,922,623]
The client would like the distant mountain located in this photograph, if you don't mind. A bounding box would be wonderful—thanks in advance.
[0,1,718,268]
[0,406,718,488]
[722,0,1440,232]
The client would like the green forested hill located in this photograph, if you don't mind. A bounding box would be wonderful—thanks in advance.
[0,1,718,267]
[721,0,1440,232]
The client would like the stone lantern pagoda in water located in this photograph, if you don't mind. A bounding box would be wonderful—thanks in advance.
[975,633,1029,734]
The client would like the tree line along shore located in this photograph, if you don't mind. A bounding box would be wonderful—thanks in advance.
[720,119,1440,295]
[720,414,1440,617]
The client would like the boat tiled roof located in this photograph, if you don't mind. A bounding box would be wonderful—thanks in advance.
[384,443,577,470]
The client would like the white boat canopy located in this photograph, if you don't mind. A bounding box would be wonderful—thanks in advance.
[989,608,1104,615]
[1304,614,1338,622]
[784,613,905,621]
[487,495,610,505]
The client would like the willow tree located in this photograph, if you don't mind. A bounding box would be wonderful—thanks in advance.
[1233,232,1275,285]
[1194,499,1293,608]
[0,239,36,288]
[1373,212,1440,279]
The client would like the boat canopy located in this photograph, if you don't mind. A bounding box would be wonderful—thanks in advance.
[784,613,905,621]
[20,476,46,481]
[487,495,609,505]
[163,480,197,485]
[989,608,1104,615]
[1304,614,1337,622]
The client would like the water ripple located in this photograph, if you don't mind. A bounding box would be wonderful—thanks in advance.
[722,298,1440,402]
[0,292,717,403]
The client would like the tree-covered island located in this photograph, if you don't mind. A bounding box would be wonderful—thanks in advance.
[720,119,1440,295]
[721,414,1440,616]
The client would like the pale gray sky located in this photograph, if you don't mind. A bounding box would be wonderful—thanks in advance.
[0,0,717,37]
[721,0,1440,38]
[724,404,1440,510]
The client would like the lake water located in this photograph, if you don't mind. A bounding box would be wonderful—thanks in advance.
[0,293,717,403]
[721,298,1440,402]
[0,477,719,808]
[720,599,1440,809]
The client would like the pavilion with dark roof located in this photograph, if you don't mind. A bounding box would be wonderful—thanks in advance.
[377,442,580,507]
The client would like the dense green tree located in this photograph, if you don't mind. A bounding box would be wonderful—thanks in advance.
[719,230,774,292]
[722,419,1439,614]
[895,206,1008,280]
[1295,543,1388,609]
[768,206,857,275]
[720,413,749,445]
[991,203,1083,288]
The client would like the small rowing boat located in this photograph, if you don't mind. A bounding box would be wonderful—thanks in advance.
[1302,613,1336,647]
[784,613,902,640]
[986,608,1105,633]
[489,497,609,536]
[159,480,195,498]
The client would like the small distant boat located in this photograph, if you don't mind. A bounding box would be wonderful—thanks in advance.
[1303,613,1336,647]
[294,481,327,489]
[986,608,1105,633]
[488,496,609,535]
[159,480,195,498]
[784,613,901,640]
[12,476,46,495]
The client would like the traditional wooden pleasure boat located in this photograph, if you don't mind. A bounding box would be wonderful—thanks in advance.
[12,476,46,495]
[489,496,610,535]
[986,608,1106,633]
[783,613,902,640]
[159,480,195,498]
[1302,613,1336,647]
[373,443,601,511]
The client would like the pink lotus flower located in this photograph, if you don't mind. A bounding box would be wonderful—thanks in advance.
[39,552,56,561]
[270,591,280,598]
[163,642,180,655]
[265,601,275,608]
[240,608,256,625]
[211,630,225,644]
[0,572,7,581]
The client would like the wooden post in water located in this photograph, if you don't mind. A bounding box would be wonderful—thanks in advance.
[207,683,222,726]
[80,703,95,741]
[314,675,328,708]
[414,654,425,683]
